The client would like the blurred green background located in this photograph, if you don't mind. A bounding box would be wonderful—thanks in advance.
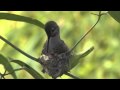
[0,11,120,79]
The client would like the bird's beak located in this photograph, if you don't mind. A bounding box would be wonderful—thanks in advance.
[47,36,50,53]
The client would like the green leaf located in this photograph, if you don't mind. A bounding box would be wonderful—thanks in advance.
[109,11,120,24]
[0,12,44,29]
[11,60,44,79]
[69,46,94,70]
[0,54,17,78]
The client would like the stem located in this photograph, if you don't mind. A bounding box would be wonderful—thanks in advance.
[65,72,80,79]
[0,35,38,62]
[68,11,103,53]
[4,68,24,76]
[0,70,7,79]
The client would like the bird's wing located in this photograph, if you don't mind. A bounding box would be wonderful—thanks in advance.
[54,40,69,54]
[42,40,69,55]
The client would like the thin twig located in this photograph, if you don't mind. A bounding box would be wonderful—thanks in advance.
[4,67,24,76]
[3,69,7,75]
[0,35,39,62]
[0,67,24,79]
[65,72,80,79]
[0,70,7,79]
[2,75,5,79]
[68,11,103,53]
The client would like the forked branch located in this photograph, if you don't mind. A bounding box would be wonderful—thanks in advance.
[68,11,106,53]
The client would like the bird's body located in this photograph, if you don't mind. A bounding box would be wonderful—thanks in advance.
[42,35,69,56]
[42,21,69,56]
[40,21,70,78]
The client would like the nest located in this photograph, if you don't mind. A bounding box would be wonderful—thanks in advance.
[39,53,71,79]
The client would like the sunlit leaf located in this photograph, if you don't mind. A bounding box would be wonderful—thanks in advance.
[0,54,17,78]
[0,12,44,29]
[69,46,94,70]
[109,11,120,24]
[11,60,44,79]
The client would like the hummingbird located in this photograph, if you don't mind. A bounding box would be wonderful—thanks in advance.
[42,21,69,56]
[40,21,70,78]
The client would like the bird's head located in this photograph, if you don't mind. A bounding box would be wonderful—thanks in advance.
[45,21,60,38]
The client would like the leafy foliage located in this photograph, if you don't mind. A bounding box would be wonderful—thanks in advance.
[0,11,120,79]
[70,46,94,70]
[109,11,120,24]
[0,12,44,29]
[11,60,44,79]
[0,54,17,78]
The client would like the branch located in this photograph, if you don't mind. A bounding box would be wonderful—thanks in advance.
[0,69,7,79]
[0,35,39,62]
[4,67,24,76]
[68,11,105,53]
[65,72,80,79]
[0,67,24,79]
